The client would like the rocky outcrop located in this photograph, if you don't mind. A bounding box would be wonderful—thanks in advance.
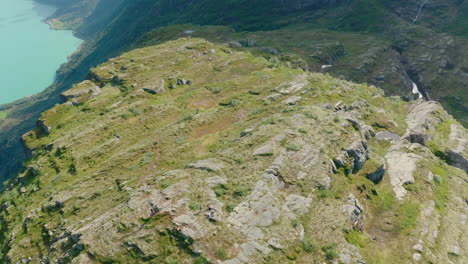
[447,123,468,172]
[376,131,400,141]
[405,101,468,172]
[186,158,226,172]
[334,139,369,174]
[404,101,446,145]
[343,194,365,231]
[60,80,101,105]
[385,141,422,200]
[366,160,386,184]
[36,119,52,135]
[143,79,166,94]
[4,38,467,264]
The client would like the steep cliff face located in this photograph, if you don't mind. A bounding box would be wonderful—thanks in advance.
[1,39,466,264]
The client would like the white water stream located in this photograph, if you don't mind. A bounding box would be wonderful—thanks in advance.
[413,0,429,23]
[412,81,423,99]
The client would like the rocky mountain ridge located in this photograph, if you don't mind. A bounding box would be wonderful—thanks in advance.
[0,38,466,264]
[0,0,467,182]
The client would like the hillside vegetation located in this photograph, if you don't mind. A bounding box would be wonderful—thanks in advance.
[0,38,466,264]
[0,0,467,182]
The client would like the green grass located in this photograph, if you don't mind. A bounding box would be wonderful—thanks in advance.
[397,201,420,235]
[431,163,450,211]
[286,143,302,152]
[234,185,251,197]
[330,0,387,32]
[188,201,201,211]
[2,36,465,263]
[345,230,370,248]
[322,243,339,261]
[302,236,316,253]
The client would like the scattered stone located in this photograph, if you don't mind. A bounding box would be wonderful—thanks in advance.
[253,144,274,156]
[240,128,254,137]
[263,93,282,103]
[143,80,165,94]
[20,187,26,193]
[334,100,345,111]
[267,238,283,249]
[361,125,376,139]
[277,74,309,95]
[427,171,434,181]
[321,103,332,110]
[177,78,187,85]
[343,194,364,231]
[449,243,460,256]
[282,96,302,105]
[346,140,369,173]
[413,243,423,253]
[376,131,400,141]
[366,159,386,184]
[37,120,52,134]
[367,164,385,184]
[187,158,225,172]
[347,99,369,111]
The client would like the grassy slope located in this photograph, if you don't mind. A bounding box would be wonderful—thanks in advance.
[0,38,465,264]
[0,0,466,184]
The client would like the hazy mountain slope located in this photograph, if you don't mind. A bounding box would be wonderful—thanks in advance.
[1,38,466,264]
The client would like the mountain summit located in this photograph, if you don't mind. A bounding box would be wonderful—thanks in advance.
[1,38,466,264]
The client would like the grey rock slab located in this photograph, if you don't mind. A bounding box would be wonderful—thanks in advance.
[376,131,400,141]
[277,73,309,95]
[283,194,312,219]
[187,158,226,172]
[282,95,302,105]
[263,93,282,103]
[385,145,421,200]
[253,144,275,156]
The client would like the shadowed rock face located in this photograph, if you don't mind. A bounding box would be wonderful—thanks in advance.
[0,39,466,264]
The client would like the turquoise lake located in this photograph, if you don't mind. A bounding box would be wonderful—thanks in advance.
[0,0,82,105]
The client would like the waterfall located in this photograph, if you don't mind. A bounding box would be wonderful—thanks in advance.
[412,82,423,99]
[413,0,429,23]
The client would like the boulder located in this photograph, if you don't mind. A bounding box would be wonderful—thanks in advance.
[376,131,400,141]
[143,79,166,94]
[263,93,282,103]
[186,158,226,172]
[282,96,302,105]
[277,73,309,95]
[343,194,365,231]
[367,164,385,184]
[366,158,386,184]
[404,101,447,145]
[253,144,274,156]
[334,140,369,174]
[240,128,254,137]
[177,78,187,85]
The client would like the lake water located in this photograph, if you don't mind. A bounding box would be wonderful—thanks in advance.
[0,0,82,105]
